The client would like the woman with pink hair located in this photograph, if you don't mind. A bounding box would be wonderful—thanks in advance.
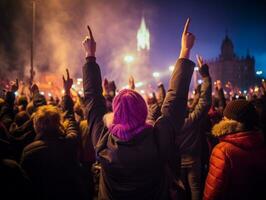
[82,19,195,200]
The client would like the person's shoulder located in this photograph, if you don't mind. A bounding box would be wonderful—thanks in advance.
[0,159,27,178]
[23,140,46,155]
[1,158,20,169]
[212,141,235,158]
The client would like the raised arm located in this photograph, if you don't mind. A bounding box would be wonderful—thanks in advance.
[82,25,108,148]
[160,18,195,129]
[182,55,212,130]
[61,69,80,144]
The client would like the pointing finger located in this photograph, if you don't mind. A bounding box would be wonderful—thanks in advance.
[183,18,190,35]
[66,69,70,80]
[196,54,200,64]
[87,25,94,41]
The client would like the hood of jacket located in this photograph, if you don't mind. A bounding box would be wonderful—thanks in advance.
[212,119,264,149]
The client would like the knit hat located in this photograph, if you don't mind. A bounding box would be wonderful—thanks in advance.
[223,99,258,129]
[109,89,151,141]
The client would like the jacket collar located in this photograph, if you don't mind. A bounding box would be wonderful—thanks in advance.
[212,119,264,149]
[212,119,245,137]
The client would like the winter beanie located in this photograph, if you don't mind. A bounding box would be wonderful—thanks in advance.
[109,89,151,141]
[223,99,258,129]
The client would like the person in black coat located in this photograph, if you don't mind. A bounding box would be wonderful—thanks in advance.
[177,56,212,200]
[0,138,33,200]
[20,70,92,200]
[82,19,195,200]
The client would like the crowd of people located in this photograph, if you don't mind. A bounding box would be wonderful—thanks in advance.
[0,18,266,200]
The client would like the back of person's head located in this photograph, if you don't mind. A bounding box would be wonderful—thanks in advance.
[223,99,258,130]
[5,91,15,105]
[33,105,62,137]
[14,111,29,127]
[108,89,149,141]
[17,96,28,111]
[48,96,56,105]
[33,93,47,109]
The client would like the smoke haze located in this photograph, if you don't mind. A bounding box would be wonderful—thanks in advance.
[0,0,155,88]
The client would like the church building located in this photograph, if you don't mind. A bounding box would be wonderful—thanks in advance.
[207,35,256,90]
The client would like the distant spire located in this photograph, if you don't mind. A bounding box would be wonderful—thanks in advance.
[137,16,150,51]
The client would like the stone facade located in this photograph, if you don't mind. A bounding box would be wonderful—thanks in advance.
[207,35,256,89]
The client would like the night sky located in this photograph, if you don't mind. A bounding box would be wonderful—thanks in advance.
[144,0,266,74]
[1,0,266,82]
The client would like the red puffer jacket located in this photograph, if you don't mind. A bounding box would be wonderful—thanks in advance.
[204,120,266,200]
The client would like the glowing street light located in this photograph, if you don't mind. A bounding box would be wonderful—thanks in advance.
[135,82,144,88]
[256,70,263,75]
[124,55,134,64]
[194,67,199,71]
[198,79,203,84]
[152,72,160,78]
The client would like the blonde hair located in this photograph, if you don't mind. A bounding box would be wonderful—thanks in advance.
[33,105,63,136]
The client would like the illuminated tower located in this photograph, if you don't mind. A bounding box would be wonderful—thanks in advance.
[137,17,150,51]
[136,17,151,83]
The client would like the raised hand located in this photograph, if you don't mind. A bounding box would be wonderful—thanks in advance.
[196,54,203,68]
[179,18,195,59]
[217,80,222,90]
[146,92,157,105]
[11,79,19,92]
[30,83,39,95]
[129,75,135,90]
[63,69,73,95]
[82,25,96,57]
[102,78,109,96]
[197,54,209,77]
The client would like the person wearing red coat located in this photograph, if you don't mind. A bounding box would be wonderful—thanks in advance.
[203,99,266,200]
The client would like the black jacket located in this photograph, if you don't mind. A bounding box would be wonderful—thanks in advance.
[148,65,212,166]
[20,95,91,200]
[178,75,212,166]
[0,159,33,200]
[83,57,194,200]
